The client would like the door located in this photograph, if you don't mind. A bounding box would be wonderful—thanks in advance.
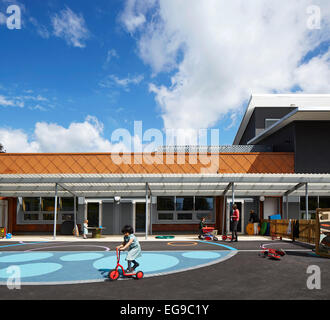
[264,198,279,219]
[227,200,244,234]
[87,203,99,227]
[135,203,146,233]
[0,200,8,229]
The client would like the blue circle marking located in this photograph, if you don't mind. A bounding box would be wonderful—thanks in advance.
[60,253,104,262]
[0,252,53,263]
[93,253,179,273]
[182,251,221,259]
[0,263,63,278]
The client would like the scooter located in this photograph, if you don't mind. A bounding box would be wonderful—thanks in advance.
[108,248,144,280]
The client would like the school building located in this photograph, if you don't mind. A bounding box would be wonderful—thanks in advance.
[0,94,330,237]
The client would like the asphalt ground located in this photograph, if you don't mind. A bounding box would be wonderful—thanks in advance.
[0,240,328,300]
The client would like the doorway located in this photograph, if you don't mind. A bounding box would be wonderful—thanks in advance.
[227,200,244,234]
[87,203,100,227]
[135,202,146,233]
[0,200,8,230]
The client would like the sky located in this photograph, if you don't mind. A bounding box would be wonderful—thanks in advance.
[0,0,329,152]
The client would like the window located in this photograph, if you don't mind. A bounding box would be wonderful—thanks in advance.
[23,198,40,211]
[265,119,280,129]
[177,213,193,220]
[196,212,211,220]
[319,197,330,208]
[62,214,74,221]
[156,196,214,223]
[300,197,318,211]
[195,197,213,210]
[60,198,74,211]
[157,197,175,211]
[176,197,193,211]
[43,213,58,221]
[158,213,174,220]
[24,213,39,221]
[42,198,59,212]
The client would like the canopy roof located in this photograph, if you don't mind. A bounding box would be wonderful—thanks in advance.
[1,173,330,197]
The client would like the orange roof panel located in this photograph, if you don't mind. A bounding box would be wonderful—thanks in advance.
[0,152,295,174]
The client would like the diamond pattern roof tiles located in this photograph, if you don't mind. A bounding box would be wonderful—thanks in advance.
[0,152,294,175]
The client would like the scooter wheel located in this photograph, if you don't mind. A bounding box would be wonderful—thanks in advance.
[136,271,144,280]
[222,235,227,241]
[109,269,120,281]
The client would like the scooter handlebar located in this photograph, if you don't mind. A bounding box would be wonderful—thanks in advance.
[116,247,121,263]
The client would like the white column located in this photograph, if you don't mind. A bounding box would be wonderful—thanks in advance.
[305,183,309,220]
[53,183,58,240]
[145,183,149,240]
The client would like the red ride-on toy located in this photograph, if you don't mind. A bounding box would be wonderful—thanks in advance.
[259,244,285,260]
[199,226,218,241]
[109,248,144,281]
[221,233,232,241]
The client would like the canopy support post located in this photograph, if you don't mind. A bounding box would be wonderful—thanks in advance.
[53,183,58,240]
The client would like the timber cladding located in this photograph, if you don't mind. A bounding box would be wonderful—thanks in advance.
[0,152,294,174]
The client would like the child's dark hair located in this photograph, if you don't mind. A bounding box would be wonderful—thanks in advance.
[121,225,134,234]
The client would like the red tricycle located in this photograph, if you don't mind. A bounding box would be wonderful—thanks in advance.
[199,226,218,241]
[108,248,144,280]
[259,244,286,260]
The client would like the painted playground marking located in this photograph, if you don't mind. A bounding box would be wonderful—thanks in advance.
[0,241,238,285]
[167,241,198,247]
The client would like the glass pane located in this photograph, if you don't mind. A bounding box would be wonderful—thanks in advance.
[176,197,193,211]
[135,203,146,232]
[61,198,74,211]
[24,214,39,221]
[195,197,214,210]
[62,214,74,221]
[177,213,192,220]
[157,197,174,211]
[42,198,60,212]
[23,198,40,211]
[158,213,173,220]
[300,197,318,210]
[300,211,316,220]
[87,203,99,227]
[196,213,211,220]
[319,197,330,208]
[43,213,58,220]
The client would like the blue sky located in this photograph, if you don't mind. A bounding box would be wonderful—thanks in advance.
[0,0,329,152]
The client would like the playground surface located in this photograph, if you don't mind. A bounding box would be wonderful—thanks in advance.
[0,237,329,300]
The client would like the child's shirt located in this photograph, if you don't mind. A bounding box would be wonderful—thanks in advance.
[124,234,140,250]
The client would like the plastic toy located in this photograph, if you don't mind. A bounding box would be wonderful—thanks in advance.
[259,244,285,260]
[109,248,144,281]
[198,226,218,241]
[221,232,233,241]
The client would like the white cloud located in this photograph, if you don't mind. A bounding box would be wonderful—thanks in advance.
[121,0,330,131]
[51,6,89,48]
[0,116,129,153]
[0,128,40,153]
[103,49,119,69]
[0,95,24,108]
[29,17,50,39]
[99,74,144,91]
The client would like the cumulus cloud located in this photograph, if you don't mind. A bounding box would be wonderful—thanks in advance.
[51,6,89,48]
[0,116,129,153]
[120,0,330,132]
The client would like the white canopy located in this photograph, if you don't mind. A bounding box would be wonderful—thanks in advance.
[1,173,330,197]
